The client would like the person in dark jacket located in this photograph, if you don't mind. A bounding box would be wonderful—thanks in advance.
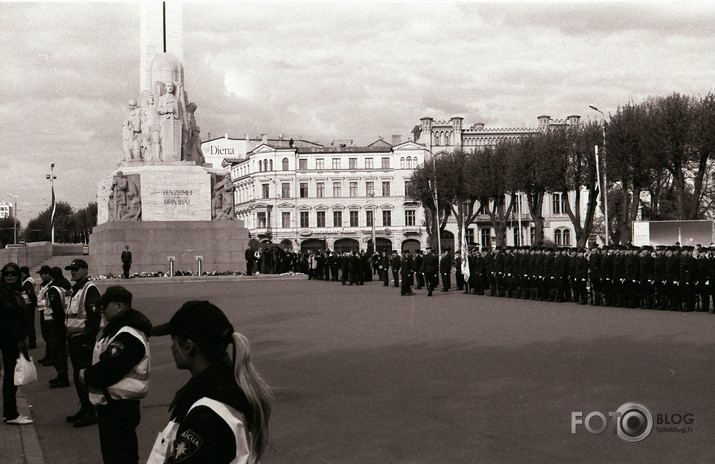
[148,301,273,464]
[422,249,438,296]
[414,250,424,290]
[439,249,452,292]
[390,251,401,288]
[0,262,32,425]
[46,267,71,387]
[80,286,152,464]
[400,251,414,296]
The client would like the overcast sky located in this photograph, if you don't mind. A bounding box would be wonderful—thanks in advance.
[1,0,713,225]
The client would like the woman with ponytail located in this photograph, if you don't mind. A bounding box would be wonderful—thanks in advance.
[148,301,272,464]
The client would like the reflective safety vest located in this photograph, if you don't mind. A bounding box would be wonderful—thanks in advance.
[147,397,250,464]
[21,276,35,306]
[37,283,70,322]
[89,325,150,406]
[65,281,97,335]
[36,283,52,321]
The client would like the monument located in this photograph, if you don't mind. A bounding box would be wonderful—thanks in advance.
[90,2,247,276]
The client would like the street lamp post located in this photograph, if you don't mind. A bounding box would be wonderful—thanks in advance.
[590,105,609,246]
[6,193,18,245]
[46,163,57,244]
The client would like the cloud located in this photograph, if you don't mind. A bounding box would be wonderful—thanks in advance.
[1,1,713,224]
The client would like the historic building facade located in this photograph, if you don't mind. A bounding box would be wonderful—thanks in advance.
[228,139,430,253]
[413,115,594,250]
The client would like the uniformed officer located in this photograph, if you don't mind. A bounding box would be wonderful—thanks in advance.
[422,248,438,297]
[64,258,101,427]
[80,286,152,464]
[148,301,273,464]
[414,250,424,290]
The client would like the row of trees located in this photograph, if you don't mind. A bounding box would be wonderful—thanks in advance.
[411,92,715,249]
[0,202,98,247]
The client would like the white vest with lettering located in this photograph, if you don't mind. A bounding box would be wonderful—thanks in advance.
[65,281,97,335]
[146,397,250,464]
[89,325,150,406]
[21,276,35,306]
[37,283,70,322]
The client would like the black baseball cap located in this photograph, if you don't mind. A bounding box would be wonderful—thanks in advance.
[151,301,233,343]
[65,259,88,271]
[98,286,133,306]
[37,265,52,275]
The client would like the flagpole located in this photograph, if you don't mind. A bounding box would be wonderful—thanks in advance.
[431,157,442,257]
[46,163,57,244]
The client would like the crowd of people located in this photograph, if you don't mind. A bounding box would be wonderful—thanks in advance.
[286,244,715,313]
[0,258,273,464]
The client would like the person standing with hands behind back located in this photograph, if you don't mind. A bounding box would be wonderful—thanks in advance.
[148,301,272,464]
[64,258,101,427]
[79,286,152,464]
[121,246,133,279]
[0,262,32,425]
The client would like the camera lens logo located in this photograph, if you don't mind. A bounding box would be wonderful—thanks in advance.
[615,402,653,443]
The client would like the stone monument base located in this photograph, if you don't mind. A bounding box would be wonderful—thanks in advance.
[90,220,248,276]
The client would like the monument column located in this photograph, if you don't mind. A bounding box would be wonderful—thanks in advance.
[140,2,184,92]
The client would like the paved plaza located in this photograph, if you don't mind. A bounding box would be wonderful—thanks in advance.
[4,275,714,463]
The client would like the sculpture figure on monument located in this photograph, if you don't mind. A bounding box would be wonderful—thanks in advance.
[109,171,141,221]
[157,81,183,162]
[184,102,205,164]
[120,191,142,221]
[140,90,161,162]
[212,172,235,220]
[122,99,142,161]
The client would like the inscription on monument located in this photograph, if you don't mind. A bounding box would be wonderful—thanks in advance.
[163,189,192,205]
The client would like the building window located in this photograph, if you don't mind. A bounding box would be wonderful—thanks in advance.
[382,210,392,227]
[258,160,263,172]
[333,211,342,227]
[530,227,536,245]
[513,227,520,246]
[350,210,359,227]
[269,159,273,171]
[405,210,416,226]
[300,211,309,228]
[467,228,475,244]
[365,158,374,169]
[382,181,390,197]
[262,183,270,199]
[481,228,492,249]
[407,157,413,169]
[281,183,290,198]
[349,158,357,169]
[349,182,358,197]
[282,158,289,170]
[404,180,414,198]
[300,182,308,198]
[282,212,291,228]
[332,158,340,169]
[316,158,324,170]
[400,157,405,169]
[381,157,390,169]
[333,182,342,197]
[299,159,307,170]
[317,211,326,227]
[316,182,325,198]
[366,210,373,227]
[366,181,374,196]
[257,211,267,228]
[553,192,567,215]
[555,228,571,247]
